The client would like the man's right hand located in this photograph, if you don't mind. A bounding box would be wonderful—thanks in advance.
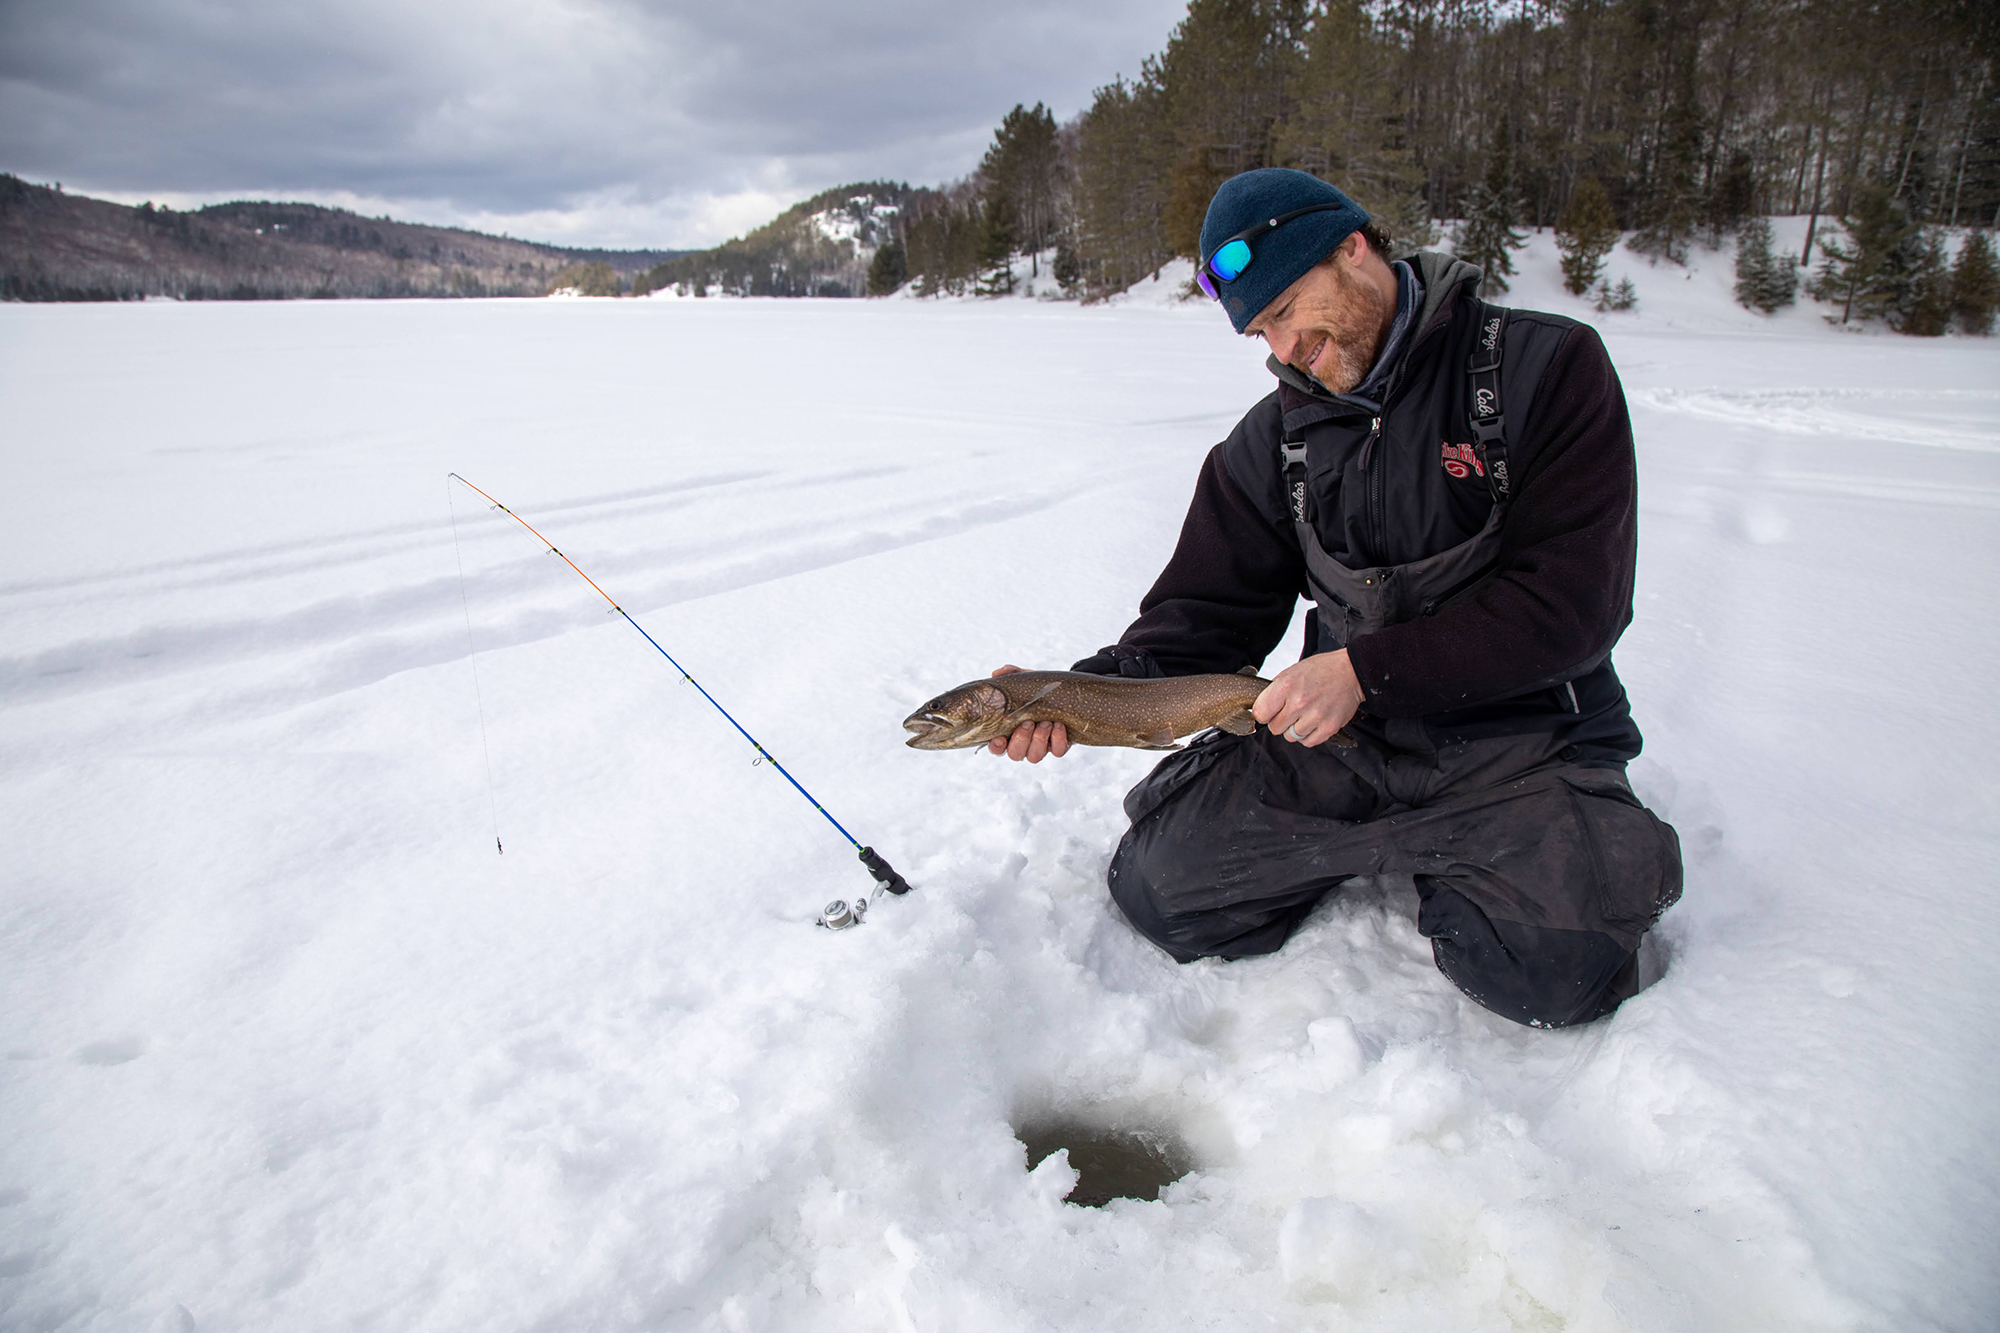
[985,665,1071,762]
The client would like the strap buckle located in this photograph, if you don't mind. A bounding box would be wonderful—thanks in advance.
[1279,438,1310,525]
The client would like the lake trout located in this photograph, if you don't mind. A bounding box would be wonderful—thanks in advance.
[902,669,1356,751]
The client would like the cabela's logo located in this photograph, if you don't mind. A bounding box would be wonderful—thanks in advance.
[1474,386,1497,416]
[1440,441,1485,480]
[1481,316,1501,351]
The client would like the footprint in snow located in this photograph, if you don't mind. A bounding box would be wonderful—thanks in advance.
[75,1036,146,1066]
[1715,496,1791,545]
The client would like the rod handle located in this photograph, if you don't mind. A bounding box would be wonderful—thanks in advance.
[859,846,913,896]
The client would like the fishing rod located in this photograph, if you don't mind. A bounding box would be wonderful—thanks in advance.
[446,472,912,922]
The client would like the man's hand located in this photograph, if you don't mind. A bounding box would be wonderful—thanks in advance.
[1254,650,1364,747]
[985,665,1071,762]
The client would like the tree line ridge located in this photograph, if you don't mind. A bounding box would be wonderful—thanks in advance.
[647,0,2000,332]
[0,174,679,301]
[6,0,1995,332]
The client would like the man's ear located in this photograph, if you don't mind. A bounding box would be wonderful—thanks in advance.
[1316,233,1365,276]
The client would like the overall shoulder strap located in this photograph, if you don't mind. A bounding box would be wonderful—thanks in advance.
[1467,301,1511,503]
[1279,434,1310,527]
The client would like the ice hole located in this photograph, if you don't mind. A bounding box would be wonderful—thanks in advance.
[1016,1117,1194,1207]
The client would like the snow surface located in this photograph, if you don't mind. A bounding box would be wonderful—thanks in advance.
[3,231,1998,1331]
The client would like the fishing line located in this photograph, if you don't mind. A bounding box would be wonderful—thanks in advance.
[446,477,503,855]
[445,472,912,906]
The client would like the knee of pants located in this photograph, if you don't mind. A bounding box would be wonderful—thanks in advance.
[1105,846,1201,963]
[1107,826,1329,964]
[1417,882,1639,1028]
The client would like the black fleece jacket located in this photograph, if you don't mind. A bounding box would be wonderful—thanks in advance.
[1083,253,1644,760]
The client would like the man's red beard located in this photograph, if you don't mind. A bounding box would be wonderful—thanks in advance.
[1291,260,1395,396]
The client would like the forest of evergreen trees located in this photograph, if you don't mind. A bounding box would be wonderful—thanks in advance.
[23,0,1989,324]
[879,0,1998,333]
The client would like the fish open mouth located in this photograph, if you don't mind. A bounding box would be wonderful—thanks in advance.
[904,712,968,748]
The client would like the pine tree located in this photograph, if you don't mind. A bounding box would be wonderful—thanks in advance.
[905,211,946,296]
[974,198,1018,296]
[1052,241,1084,298]
[1374,192,1439,256]
[1706,149,1757,244]
[1631,72,1704,264]
[866,239,907,296]
[1811,184,1918,325]
[1896,231,1952,336]
[1733,216,1796,313]
[1593,276,1638,311]
[1457,118,1527,295]
[905,185,983,297]
[1950,230,1998,335]
[1152,0,1307,260]
[1073,76,1173,299]
[980,103,1062,276]
[1555,176,1619,296]
[1275,0,1434,256]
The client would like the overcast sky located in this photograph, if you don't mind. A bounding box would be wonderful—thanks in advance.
[0,0,1189,249]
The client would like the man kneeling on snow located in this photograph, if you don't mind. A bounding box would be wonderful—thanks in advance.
[995,169,1682,1028]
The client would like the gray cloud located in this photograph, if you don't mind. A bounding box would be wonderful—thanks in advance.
[0,0,1188,247]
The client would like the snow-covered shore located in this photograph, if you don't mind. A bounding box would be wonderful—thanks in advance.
[3,233,1997,1330]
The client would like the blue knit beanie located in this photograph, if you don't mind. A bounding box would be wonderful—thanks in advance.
[1200,169,1370,332]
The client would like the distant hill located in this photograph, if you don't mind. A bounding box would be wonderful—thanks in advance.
[636,182,910,298]
[0,175,681,301]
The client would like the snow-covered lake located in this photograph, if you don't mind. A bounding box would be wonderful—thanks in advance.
[4,234,1998,1331]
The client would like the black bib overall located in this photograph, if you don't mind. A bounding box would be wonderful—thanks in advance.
[1105,306,1683,1029]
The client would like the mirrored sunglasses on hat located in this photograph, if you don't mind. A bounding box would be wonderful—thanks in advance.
[1195,201,1349,301]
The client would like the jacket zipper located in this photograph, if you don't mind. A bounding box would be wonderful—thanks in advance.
[1360,415,1384,561]
[1353,297,1461,562]
[1320,286,1458,564]
[1355,337,1416,564]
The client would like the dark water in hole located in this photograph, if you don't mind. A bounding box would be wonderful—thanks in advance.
[1017,1119,1194,1207]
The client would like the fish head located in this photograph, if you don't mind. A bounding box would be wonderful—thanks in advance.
[903,680,1012,749]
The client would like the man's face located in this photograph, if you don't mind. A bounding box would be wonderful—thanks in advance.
[1244,238,1396,396]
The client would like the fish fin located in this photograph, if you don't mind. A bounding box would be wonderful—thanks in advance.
[1135,741,1184,751]
[1134,728,1179,749]
[1329,728,1358,750]
[1215,709,1256,736]
[1236,665,1261,677]
[995,679,1065,730]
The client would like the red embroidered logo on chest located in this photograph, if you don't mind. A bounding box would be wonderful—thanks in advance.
[1440,440,1485,480]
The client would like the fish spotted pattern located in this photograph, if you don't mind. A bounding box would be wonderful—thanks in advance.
[903,669,1357,751]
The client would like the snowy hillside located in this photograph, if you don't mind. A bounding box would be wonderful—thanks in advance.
[1,251,1996,1329]
[634,182,908,299]
[978,216,1963,342]
[805,194,900,249]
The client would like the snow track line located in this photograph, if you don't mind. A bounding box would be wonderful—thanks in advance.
[1636,386,2000,452]
[0,471,776,601]
[0,466,947,615]
[0,474,1140,770]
